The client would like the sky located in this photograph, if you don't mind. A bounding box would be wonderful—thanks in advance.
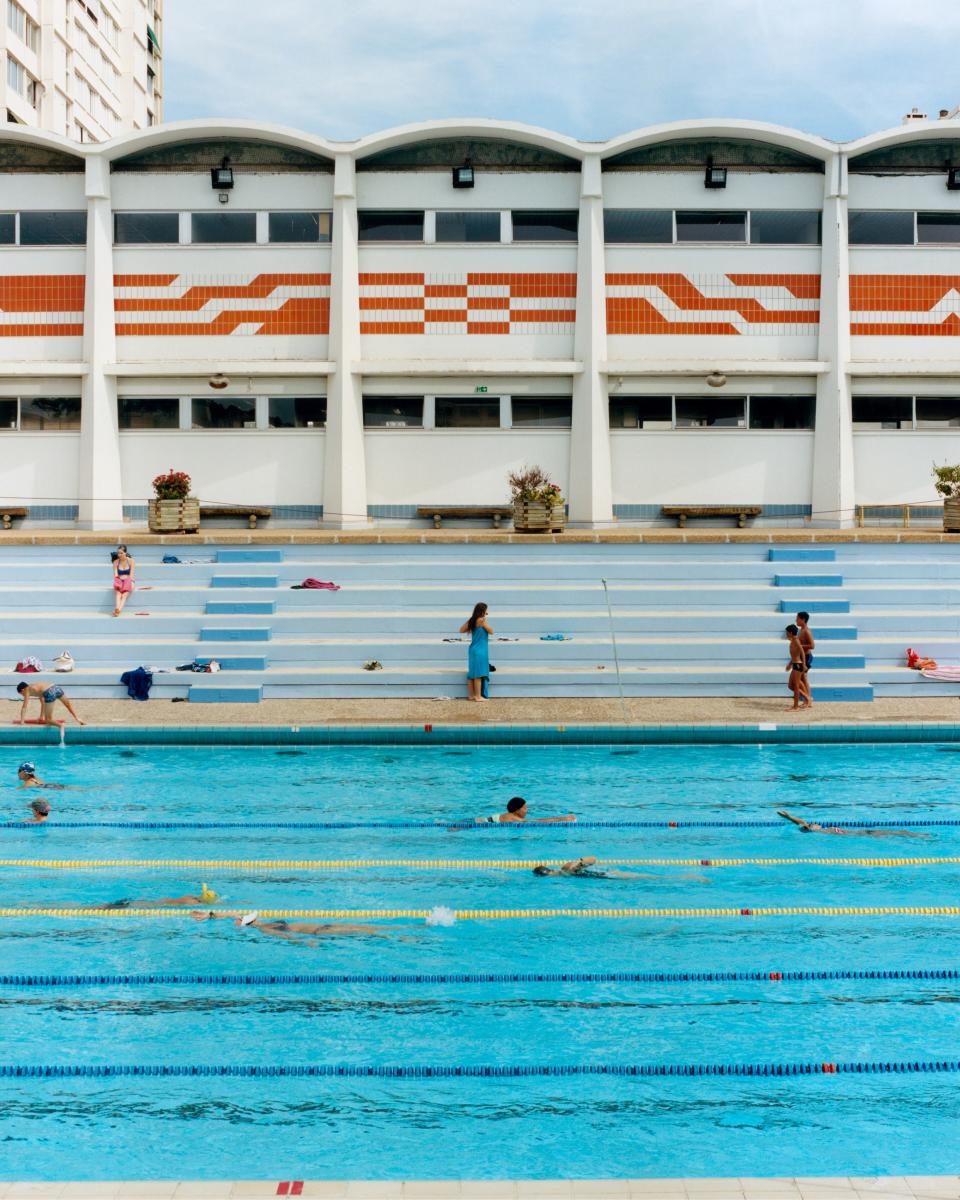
[163,0,960,143]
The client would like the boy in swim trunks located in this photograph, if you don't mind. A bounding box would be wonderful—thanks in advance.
[476,797,576,824]
[15,682,84,726]
[784,625,808,711]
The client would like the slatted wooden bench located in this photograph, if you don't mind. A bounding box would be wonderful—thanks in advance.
[199,506,272,529]
[662,505,762,529]
[0,507,27,530]
[416,505,513,529]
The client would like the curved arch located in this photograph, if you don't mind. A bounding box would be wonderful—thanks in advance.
[845,120,960,157]
[352,118,585,165]
[98,118,339,165]
[601,119,835,164]
[0,125,88,169]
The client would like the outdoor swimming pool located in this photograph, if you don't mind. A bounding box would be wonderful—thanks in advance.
[4,738,960,1181]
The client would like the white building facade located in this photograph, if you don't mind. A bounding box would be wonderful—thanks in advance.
[3,0,161,142]
[0,116,959,529]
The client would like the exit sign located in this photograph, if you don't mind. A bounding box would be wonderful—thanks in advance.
[475,386,488,393]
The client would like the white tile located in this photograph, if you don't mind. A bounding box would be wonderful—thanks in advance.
[300,1186,351,1198]
[853,1194,912,1200]
[173,1186,235,1200]
[798,1188,859,1200]
[6,1186,67,1199]
[626,1185,686,1196]
[516,1187,572,1198]
[403,1186,461,1199]
[572,1187,630,1197]
[459,1186,516,1199]
[906,1183,960,1200]
[62,1187,123,1200]
[346,1187,404,1200]
[118,1187,179,1200]
[847,1184,913,1197]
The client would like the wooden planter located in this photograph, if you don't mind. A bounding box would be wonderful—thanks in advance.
[148,497,200,533]
[944,497,960,533]
[512,500,565,533]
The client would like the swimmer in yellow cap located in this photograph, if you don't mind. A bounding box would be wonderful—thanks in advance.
[86,884,221,909]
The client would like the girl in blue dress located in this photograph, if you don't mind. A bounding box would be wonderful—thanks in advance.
[460,602,492,702]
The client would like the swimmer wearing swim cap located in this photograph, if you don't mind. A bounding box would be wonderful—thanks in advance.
[16,763,64,790]
[25,798,50,823]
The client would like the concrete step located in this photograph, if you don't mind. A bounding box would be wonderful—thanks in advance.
[198,627,271,642]
[768,549,836,561]
[773,575,844,587]
[189,684,263,703]
[215,549,283,563]
[209,575,279,589]
[205,601,276,615]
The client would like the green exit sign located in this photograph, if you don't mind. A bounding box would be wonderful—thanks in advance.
[475,386,488,393]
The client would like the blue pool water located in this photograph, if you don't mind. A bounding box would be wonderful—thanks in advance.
[4,740,960,1180]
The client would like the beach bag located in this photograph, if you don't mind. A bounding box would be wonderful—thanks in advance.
[14,656,42,673]
[52,650,75,673]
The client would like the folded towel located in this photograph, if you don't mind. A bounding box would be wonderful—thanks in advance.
[921,667,960,681]
[540,633,572,641]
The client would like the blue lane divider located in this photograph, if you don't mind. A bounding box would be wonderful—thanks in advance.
[2,819,957,830]
[3,968,960,987]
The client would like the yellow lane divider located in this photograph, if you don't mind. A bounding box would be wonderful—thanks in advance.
[0,857,958,870]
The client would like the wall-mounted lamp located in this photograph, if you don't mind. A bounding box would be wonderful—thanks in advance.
[705,371,727,388]
[704,164,727,189]
[452,160,475,189]
[211,156,234,198]
[947,167,960,191]
[208,372,229,390]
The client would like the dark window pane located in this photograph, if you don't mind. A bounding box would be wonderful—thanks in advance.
[0,399,16,428]
[749,395,815,430]
[363,397,423,428]
[0,214,14,244]
[917,213,960,244]
[609,396,673,429]
[114,212,179,244]
[190,212,257,244]
[848,211,914,245]
[676,211,746,243]
[511,210,578,241]
[916,396,960,428]
[750,210,821,245]
[268,397,326,428]
[511,398,572,428]
[357,211,423,241]
[603,209,672,243]
[851,395,912,429]
[19,211,87,245]
[19,396,81,430]
[191,396,257,429]
[268,212,331,243]
[435,397,500,428]
[675,395,746,428]
[435,211,501,243]
[118,397,179,430]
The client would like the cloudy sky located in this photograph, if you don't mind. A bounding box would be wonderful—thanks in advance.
[163,0,959,142]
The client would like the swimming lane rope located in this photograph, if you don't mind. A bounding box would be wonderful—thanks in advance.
[1,857,958,869]
[3,818,959,830]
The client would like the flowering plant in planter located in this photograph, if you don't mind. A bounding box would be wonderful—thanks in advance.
[152,469,192,501]
[507,465,565,507]
[934,463,960,532]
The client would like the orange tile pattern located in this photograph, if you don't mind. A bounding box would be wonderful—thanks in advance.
[0,274,85,336]
[359,272,577,334]
[113,274,331,336]
[605,273,821,335]
[850,275,960,335]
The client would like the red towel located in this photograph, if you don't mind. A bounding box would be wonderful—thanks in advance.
[300,578,340,591]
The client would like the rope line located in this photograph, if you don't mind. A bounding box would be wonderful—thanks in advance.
[3,818,957,831]
[6,906,960,919]
[3,857,959,870]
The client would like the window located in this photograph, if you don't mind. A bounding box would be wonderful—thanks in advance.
[358,211,423,242]
[363,396,423,428]
[511,397,572,428]
[609,396,672,429]
[0,214,14,244]
[8,1,38,50]
[749,395,815,430]
[603,209,672,243]
[114,212,179,244]
[676,211,746,243]
[851,395,912,430]
[191,397,256,429]
[917,213,960,245]
[848,211,914,245]
[268,397,326,428]
[190,212,257,244]
[268,211,331,243]
[19,211,86,245]
[916,396,960,429]
[6,55,25,96]
[675,395,746,428]
[750,210,821,245]
[0,399,16,429]
[435,396,501,428]
[19,397,81,430]
[511,210,578,241]
[435,211,501,243]
[118,397,179,430]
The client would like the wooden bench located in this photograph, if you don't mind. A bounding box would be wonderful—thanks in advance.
[661,505,762,529]
[416,505,513,530]
[199,505,272,529]
[0,507,27,530]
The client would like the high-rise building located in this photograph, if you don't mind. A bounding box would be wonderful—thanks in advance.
[2,0,162,142]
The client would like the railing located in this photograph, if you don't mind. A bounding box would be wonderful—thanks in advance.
[855,503,943,528]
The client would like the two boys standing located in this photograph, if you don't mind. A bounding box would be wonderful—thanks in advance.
[785,611,815,710]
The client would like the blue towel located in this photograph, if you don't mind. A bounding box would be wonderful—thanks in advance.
[120,667,153,701]
[540,633,572,641]
[161,554,181,564]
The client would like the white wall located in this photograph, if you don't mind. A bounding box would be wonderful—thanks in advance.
[602,170,825,209]
[356,171,580,209]
[0,433,79,503]
[853,432,960,505]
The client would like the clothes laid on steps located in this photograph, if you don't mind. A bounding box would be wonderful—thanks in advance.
[14,657,42,673]
[120,667,153,701]
[291,578,340,590]
[921,667,960,681]
[162,555,215,564]
[540,633,572,641]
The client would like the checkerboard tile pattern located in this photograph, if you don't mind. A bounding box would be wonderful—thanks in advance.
[0,274,85,336]
[850,275,960,335]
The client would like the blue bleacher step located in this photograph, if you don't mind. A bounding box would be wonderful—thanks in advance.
[210,575,279,589]
[195,656,267,671]
[773,575,843,588]
[811,683,874,702]
[216,550,283,563]
[189,685,263,704]
[811,655,867,669]
[206,601,276,615]
[778,599,850,613]
[815,627,858,640]
[199,627,271,642]
[768,549,837,562]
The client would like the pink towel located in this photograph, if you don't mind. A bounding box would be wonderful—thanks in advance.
[921,667,960,682]
[300,578,340,591]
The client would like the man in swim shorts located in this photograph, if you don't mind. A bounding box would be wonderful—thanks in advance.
[189,911,416,944]
[24,798,49,823]
[777,810,923,837]
[15,682,84,726]
[16,762,65,789]
[476,796,576,824]
[531,855,708,881]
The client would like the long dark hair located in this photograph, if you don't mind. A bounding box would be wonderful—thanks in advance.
[467,602,488,632]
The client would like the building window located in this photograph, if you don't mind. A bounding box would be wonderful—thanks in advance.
[851,395,913,429]
[435,396,501,428]
[268,211,332,243]
[114,212,179,244]
[6,55,25,96]
[118,397,180,430]
[358,211,423,242]
[190,212,257,244]
[362,396,423,428]
[511,397,572,428]
[749,210,821,245]
[8,2,39,51]
[435,211,501,243]
[675,395,746,428]
[603,209,672,243]
[848,211,914,245]
[0,214,14,244]
[267,397,327,428]
[915,396,960,428]
[191,397,257,429]
[748,395,815,430]
[511,210,578,241]
[0,399,16,429]
[19,211,87,245]
[917,212,960,244]
[608,396,672,429]
[19,397,81,430]
[675,211,746,243]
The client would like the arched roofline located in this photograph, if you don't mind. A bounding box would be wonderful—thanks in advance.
[352,118,584,163]
[844,120,960,158]
[98,118,339,164]
[601,119,835,163]
[0,125,88,162]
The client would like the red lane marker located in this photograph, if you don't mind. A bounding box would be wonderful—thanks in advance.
[740,908,753,916]
[769,971,783,981]
[701,859,712,866]
[424,724,433,732]
[668,821,677,828]
[822,1062,837,1073]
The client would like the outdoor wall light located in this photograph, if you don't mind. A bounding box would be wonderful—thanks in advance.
[705,371,727,388]
[452,161,475,189]
[704,164,727,189]
[947,167,960,191]
[208,373,229,390]
[211,156,234,191]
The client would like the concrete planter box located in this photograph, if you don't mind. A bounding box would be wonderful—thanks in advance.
[513,500,565,533]
[944,497,960,532]
[148,497,200,533]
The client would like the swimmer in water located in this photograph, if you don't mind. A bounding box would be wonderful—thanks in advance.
[531,855,708,881]
[777,810,924,837]
[476,796,576,824]
[90,884,221,909]
[16,763,66,790]
[24,798,49,823]
[189,910,420,944]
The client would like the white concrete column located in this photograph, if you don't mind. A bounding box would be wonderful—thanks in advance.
[568,153,613,525]
[811,151,856,527]
[77,154,123,529]
[321,152,369,527]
